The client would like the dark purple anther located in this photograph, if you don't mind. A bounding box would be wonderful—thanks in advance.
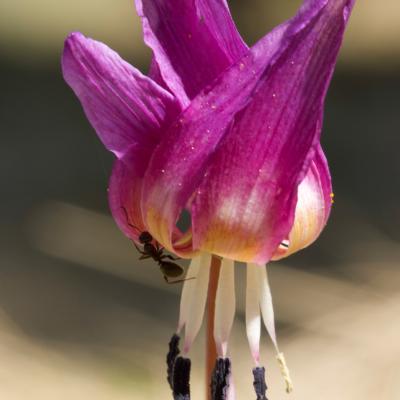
[253,366,268,400]
[173,357,191,400]
[167,334,181,389]
[210,358,231,400]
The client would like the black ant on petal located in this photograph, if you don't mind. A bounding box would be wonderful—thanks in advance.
[121,207,194,284]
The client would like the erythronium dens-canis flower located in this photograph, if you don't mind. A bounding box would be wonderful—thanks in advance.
[62,0,355,398]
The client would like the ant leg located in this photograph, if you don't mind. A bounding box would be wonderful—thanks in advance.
[121,207,140,231]
[155,243,166,255]
[165,276,196,285]
[154,243,163,257]
[132,241,150,260]
[164,255,181,261]
[156,243,170,254]
[132,241,144,254]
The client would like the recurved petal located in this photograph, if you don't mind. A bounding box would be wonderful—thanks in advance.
[62,32,179,158]
[191,0,353,263]
[108,144,151,241]
[135,0,248,105]
[108,143,197,250]
[141,21,291,257]
[272,145,332,260]
[315,145,334,224]
[142,0,354,262]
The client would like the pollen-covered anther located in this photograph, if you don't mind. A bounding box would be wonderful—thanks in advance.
[276,352,293,393]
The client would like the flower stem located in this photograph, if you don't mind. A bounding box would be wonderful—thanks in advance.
[206,256,222,400]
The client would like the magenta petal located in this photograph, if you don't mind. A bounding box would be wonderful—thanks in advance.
[141,0,354,262]
[272,145,332,260]
[191,0,354,262]
[141,24,288,255]
[314,145,333,227]
[140,19,298,255]
[109,142,195,250]
[135,0,248,105]
[108,144,153,242]
[62,32,180,158]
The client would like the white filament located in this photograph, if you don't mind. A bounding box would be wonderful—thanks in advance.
[246,263,261,365]
[257,264,278,350]
[177,256,201,332]
[214,258,236,358]
[257,263,293,392]
[182,253,212,354]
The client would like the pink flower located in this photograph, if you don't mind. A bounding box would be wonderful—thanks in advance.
[62,0,355,397]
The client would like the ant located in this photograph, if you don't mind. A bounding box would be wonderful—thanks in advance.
[121,207,193,284]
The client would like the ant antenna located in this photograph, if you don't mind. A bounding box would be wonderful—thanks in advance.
[120,206,141,234]
[165,276,196,285]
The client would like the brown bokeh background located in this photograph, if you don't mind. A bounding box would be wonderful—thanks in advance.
[0,1,399,399]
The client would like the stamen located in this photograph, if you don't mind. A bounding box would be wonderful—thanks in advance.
[173,357,191,400]
[252,367,268,400]
[257,264,293,392]
[257,265,277,348]
[178,256,201,332]
[182,253,212,353]
[246,263,261,365]
[214,259,236,358]
[167,334,181,389]
[210,358,232,400]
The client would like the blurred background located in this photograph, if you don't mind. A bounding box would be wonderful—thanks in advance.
[0,0,399,399]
